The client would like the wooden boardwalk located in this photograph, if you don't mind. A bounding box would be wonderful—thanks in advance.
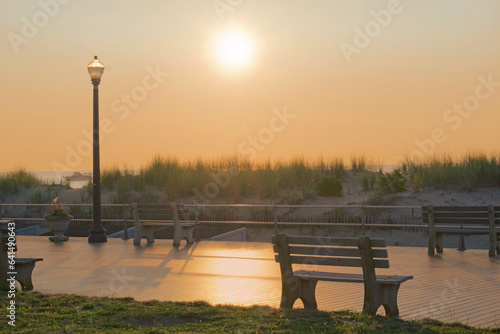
[15,236,500,329]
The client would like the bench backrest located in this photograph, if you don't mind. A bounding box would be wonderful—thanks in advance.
[272,234,389,269]
[130,203,188,222]
[422,205,499,226]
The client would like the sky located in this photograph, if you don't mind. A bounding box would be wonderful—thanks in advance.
[1,0,500,172]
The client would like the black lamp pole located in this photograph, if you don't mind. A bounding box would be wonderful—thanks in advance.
[87,56,107,243]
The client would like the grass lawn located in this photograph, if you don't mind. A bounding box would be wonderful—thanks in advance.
[1,291,499,333]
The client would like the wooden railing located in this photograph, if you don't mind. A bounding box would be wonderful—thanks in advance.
[0,202,424,239]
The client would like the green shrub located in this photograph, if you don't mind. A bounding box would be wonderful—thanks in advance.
[362,171,377,191]
[378,169,407,194]
[315,176,343,197]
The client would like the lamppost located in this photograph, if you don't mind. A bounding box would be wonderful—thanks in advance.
[87,56,107,243]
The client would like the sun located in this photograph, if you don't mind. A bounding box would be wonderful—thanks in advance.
[214,30,254,70]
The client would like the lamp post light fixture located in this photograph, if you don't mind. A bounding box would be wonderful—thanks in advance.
[87,56,107,243]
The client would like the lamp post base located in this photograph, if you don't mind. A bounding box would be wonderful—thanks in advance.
[88,230,107,243]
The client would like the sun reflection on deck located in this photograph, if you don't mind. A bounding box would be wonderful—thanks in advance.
[14,236,500,328]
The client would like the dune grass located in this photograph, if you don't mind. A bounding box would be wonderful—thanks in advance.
[94,152,500,203]
[0,168,41,201]
[350,154,369,172]
[1,291,497,333]
[4,152,500,205]
[100,155,346,203]
[402,153,500,191]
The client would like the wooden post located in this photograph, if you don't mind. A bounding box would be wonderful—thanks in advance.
[122,203,129,240]
[357,236,381,315]
[171,203,181,247]
[361,205,366,235]
[273,204,277,235]
[488,205,496,257]
[195,202,200,242]
[274,233,301,309]
[457,231,466,251]
[427,205,435,255]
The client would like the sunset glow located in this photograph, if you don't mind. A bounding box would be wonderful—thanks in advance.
[214,30,254,70]
[0,1,499,172]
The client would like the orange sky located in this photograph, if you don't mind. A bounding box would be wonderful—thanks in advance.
[1,0,500,172]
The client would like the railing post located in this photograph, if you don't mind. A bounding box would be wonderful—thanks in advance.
[361,205,366,235]
[488,205,496,257]
[195,201,200,242]
[273,204,277,234]
[428,205,435,255]
[122,203,129,240]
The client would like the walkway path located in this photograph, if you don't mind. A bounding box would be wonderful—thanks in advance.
[16,236,500,328]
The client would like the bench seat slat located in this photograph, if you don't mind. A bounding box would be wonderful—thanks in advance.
[272,235,386,247]
[435,229,489,234]
[272,245,388,258]
[422,206,489,212]
[433,218,490,224]
[275,255,390,268]
[423,217,500,224]
[431,212,488,218]
[422,211,490,218]
[16,258,43,265]
[294,270,413,285]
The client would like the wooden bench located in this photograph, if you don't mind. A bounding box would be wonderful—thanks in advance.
[422,205,500,257]
[272,234,413,317]
[130,203,197,246]
[0,221,43,291]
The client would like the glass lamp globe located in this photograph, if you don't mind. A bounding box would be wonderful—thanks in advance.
[87,56,105,79]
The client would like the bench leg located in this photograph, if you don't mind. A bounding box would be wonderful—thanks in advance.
[490,234,499,257]
[15,263,36,291]
[181,226,195,245]
[134,225,155,245]
[173,224,181,247]
[173,237,180,247]
[280,274,301,309]
[174,226,195,247]
[457,235,466,251]
[435,233,443,253]
[379,284,401,317]
[362,284,401,317]
[428,232,435,255]
[299,279,318,310]
[134,229,141,245]
[489,247,495,257]
[362,289,381,316]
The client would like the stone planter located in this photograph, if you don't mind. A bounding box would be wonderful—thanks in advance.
[45,215,72,241]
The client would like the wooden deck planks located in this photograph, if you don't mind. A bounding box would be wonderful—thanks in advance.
[14,236,500,329]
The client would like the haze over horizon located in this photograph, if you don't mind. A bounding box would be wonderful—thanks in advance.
[1,0,499,172]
